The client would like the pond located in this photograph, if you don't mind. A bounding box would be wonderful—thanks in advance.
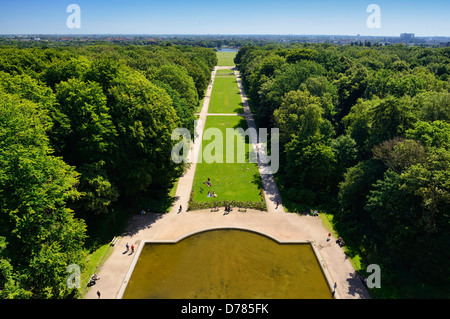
[217,47,238,52]
[121,229,333,299]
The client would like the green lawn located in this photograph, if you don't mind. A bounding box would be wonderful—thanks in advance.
[80,242,113,297]
[192,115,262,204]
[215,69,235,76]
[209,76,243,113]
[217,51,237,66]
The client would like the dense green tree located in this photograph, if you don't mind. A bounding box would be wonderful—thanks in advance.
[405,120,450,149]
[83,57,122,92]
[284,134,336,202]
[43,56,90,89]
[338,159,385,226]
[245,53,286,108]
[0,237,33,299]
[368,96,415,148]
[285,48,319,63]
[0,47,52,77]
[342,98,379,159]
[274,90,321,144]
[0,90,87,298]
[412,91,450,122]
[53,78,117,165]
[107,70,180,197]
[331,135,358,178]
[366,148,450,284]
[0,71,56,111]
[275,94,336,203]
[364,69,395,99]
[151,64,199,108]
[153,80,196,136]
[257,60,326,126]
[72,161,119,216]
[334,63,369,122]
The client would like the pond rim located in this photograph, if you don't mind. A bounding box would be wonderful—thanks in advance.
[116,226,340,299]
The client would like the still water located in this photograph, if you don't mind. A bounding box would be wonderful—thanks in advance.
[122,229,332,299]
[217,47,238,52]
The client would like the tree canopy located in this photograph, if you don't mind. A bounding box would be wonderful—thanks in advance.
[0,43,217,298]
[236,43,450,298]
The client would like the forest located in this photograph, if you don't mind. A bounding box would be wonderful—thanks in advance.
[235,43,450,298]
[0,43,216,298]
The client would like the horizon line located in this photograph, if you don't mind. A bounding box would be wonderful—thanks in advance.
[1,33,450,38]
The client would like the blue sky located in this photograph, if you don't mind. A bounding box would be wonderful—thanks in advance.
[0,0,449,36]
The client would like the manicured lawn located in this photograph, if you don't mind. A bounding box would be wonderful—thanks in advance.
[192,115,262,203]
[217,51,237,66]
[209,76,243,114]
[215,69,235,76]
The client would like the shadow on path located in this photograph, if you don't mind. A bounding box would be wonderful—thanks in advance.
[345,272,372,299]
[121,213,165,238]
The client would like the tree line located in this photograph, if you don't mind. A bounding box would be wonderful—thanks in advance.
[0,43,217,298]
[235,43,450,298]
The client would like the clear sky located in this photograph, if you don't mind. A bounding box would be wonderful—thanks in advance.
[0,0,449,36]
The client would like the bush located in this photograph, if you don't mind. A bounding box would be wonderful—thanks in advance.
[187,191,267,211]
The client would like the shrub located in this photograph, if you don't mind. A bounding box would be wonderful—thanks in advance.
[187,191,267,211]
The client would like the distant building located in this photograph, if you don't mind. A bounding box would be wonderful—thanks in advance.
[400,33,415,40]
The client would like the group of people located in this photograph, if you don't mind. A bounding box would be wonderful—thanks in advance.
[125,243,135,254]
[327,233,345,247]
[204,177,218,197]
[224,205,233,212]
[207,190,217,197]
[309,210,319,216]
[336,237,345,247]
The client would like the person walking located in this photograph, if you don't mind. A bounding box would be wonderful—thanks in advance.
[126,243,129,252]
[131,244,134,254]
[97,291,101,299]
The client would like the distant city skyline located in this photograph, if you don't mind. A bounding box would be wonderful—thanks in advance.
[0,0,449,37]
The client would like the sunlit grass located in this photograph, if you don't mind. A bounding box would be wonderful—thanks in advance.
[192,115,262,203]
[216,51,237,66]
[209,76,243,113]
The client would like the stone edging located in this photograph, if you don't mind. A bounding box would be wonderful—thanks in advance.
[115,226,339,299]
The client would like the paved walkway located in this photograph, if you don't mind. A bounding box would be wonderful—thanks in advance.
[84,66,371,300]
[233,67,285,213]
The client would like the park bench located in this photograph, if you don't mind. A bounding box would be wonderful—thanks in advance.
[238,208,247,212]
[210,208,219,212]
[110,236,120,247]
